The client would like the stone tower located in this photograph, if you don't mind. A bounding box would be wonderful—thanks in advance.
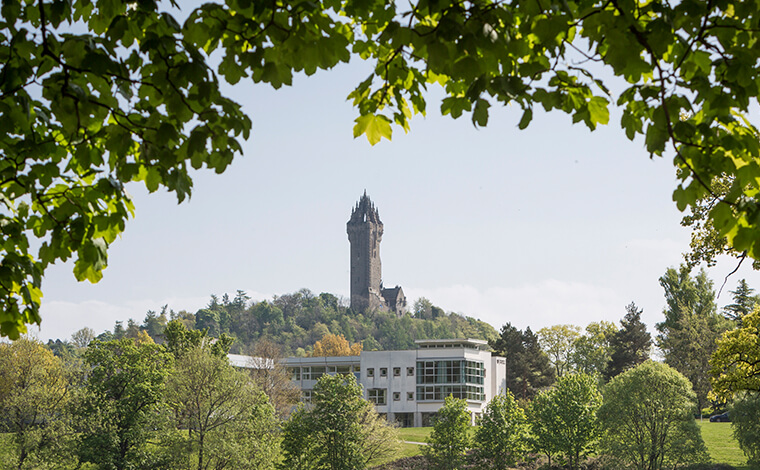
[347,192,407,315]
[347,191,385,311]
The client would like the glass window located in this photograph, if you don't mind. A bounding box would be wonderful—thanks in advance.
[368,388,387,405]
[407,367,414,376]
[393,392,400,401]
[312,366,326,380]
[380,367,388,377]
[407,392,414,401]
[367,368,374,377]
[302,367,311,380]
[393,367,401,376]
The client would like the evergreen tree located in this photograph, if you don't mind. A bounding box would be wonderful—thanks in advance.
[723,279,759,325]
[605,302,652,380]
[490,323,555,400]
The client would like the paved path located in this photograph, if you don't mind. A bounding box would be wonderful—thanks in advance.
[402,441,428,446]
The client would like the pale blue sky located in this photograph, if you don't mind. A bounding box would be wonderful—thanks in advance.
[33,57,760,342]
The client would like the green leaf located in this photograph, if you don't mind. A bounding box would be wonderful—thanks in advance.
[353,114,392,145]
[518,107,533,130]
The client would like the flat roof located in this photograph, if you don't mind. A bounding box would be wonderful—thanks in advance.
[414,338,490,350]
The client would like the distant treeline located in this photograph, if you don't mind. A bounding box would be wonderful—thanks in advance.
[48,289,498,357]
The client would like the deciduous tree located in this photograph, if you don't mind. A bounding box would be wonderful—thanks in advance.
[424,395,471,470]
[571,321,617,377]
[311,333,363,357]
[598,361,709,470]
[247,339,300,419]
[538,324,581,378]
[0,338,71,469]
[729,392,760,467]
[78,338,172,470]
[528,373,601,470]
[280,374,397,470]
[710,309,760,402]
[657,266,729,411]
[166,345,277,470]
[473,391,528,470]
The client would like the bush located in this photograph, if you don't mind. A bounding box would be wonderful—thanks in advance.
[730,392,760,466]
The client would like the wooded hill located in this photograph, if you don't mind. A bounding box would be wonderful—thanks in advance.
[79,289,499,357]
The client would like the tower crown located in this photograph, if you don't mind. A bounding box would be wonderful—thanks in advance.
[348,190,382,226]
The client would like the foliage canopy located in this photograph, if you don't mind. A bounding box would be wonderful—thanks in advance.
[528,373,601,469]
[424,395,471,470]
[711,308,760,402]
[5,0,760,338]
[598,361,708,470]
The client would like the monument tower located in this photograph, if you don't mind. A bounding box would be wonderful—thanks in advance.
[347,192,407,314]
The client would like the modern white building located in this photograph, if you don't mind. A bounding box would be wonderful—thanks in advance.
[283,338,507,427]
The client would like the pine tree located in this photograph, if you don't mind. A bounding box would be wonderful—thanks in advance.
[491,323,555,400]
[605,302,651,380]
[723,279,759,325]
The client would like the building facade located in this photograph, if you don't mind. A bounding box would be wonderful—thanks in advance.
[347,192,407,315]
[284,338,507,427]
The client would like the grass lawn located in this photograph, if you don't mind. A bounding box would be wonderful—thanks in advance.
[397,423,750,468]
[698,420,749,469]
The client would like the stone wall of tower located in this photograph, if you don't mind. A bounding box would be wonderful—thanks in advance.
[347,192,384,312]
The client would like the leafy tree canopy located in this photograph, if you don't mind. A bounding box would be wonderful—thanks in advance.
[6,0,760,339]
[424,395,471,470]
[538,324,581,378]
[528,373,601,470]
[311,333,363,357]
[710,308,760,402]
[473,391,529,470]
[599,361,709,470]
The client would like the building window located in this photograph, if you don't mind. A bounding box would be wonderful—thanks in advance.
[407,392,414,401]
[288,367,301,380]
[311,366,326,380]
[367,368,374,378]
[393,367,401,377]
[416,360,485,386]
[368,388,387,405]
[393,392,401,401]
[303,390,313,403]
[380,367,388,377]
[415,385,485,402]
[407,367,414,376]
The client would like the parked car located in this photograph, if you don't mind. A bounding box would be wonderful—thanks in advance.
[709,412,730,422]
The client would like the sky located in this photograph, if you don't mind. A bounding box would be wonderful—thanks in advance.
[30,52,760,343]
